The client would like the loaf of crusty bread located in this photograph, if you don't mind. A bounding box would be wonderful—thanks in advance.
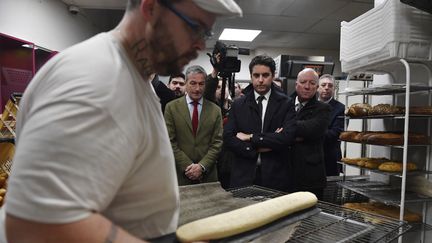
[378,162,418,172]
[366,132,428,145]
[343,202,422,223]
[346,103,372,117]
[369,104,404,115]
[339,131,361,142]
[341,157,389,168]
[409,106,432,115]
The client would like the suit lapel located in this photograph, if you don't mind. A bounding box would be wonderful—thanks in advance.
[263,93,279,132]
[179,97,193,133]
[198,99,210,135]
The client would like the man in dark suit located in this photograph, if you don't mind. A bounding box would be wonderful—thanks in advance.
[290,68,331,199]
[223,55,296,192]
[165,65,223,185]
[318,74,345,176]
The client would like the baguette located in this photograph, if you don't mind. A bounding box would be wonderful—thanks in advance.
[176,192,317,242]
[378,162,417,172]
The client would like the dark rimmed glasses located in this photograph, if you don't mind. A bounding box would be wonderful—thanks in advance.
[158,0,214,40]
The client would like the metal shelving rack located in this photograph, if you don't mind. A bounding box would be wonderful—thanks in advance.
[339,59,432,242]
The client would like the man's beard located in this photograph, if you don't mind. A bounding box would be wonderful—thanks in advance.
[174,89,183,97]
[148,19,198,76]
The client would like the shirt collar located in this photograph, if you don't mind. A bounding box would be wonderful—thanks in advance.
[318,96,333,104]
[186,94,203,105]
[295,96,309,106]
[254,89,271,101]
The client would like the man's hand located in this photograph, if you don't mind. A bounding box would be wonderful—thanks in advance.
[185,164,203,181]
[210,53,221,78]
[236,132,251,141]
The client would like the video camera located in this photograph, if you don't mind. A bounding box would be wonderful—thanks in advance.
[208,41,243,74]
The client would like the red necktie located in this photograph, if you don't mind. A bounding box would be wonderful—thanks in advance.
[192,101,199,136]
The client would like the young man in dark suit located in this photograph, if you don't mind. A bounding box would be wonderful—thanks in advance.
[223,55,296,192]
[318,74,345,176]
[290,68,331,199]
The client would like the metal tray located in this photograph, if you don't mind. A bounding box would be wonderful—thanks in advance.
[338,180,432,206]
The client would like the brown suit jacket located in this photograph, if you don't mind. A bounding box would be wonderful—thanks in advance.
[164,96,222,185]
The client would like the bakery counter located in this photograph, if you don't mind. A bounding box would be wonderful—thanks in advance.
[337,179,432,207]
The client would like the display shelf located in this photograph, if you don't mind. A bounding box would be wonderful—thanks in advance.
[339,84,432,96]
[340,140,431,147]
[337,161,432,177]
[343,114,432,119]
[337,180,432,207]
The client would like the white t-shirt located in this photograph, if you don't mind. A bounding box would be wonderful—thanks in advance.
[0,32,179,242]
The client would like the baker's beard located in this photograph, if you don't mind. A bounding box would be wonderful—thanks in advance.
[148,19,198,76]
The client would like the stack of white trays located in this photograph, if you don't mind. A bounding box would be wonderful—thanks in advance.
[340,0,432,72]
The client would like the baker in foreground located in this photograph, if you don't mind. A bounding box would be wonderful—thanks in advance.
[0,0,242,243]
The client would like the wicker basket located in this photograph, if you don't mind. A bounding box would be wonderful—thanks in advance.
[0,142,13,207]
[0,93,21,140]
[0,142,14,175]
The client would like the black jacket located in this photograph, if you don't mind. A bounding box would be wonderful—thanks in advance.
[223,85,296,191]
[323,99,345,176]
[289,93,331,191]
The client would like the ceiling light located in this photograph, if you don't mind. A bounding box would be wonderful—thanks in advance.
[219,28,261,42]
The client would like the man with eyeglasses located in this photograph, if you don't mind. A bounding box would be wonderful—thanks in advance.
[1,1,242,243]
[223,55,297,192]
[289,68,331,199]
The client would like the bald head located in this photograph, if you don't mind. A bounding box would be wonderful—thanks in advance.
[295,68,319,102]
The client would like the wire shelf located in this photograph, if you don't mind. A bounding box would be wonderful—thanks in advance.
[338,180,432,206]
[337,162,432,178]
[228,186,411,243]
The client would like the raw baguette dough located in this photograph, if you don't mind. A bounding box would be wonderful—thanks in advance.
[176,191,317,242]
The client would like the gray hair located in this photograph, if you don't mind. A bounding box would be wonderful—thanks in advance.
[185,65,207,81]
[319,74,335,84]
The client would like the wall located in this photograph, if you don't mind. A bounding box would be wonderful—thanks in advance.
[0,0,341,81]
[0,0,101,51]
[183,47,340,84]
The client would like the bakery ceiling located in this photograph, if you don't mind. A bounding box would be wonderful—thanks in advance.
[60,0,375,50]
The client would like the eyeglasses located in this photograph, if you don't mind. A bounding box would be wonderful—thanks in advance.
[158,0,214,40]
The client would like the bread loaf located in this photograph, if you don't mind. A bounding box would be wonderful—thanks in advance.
[409,106,432,115]
[369,104,404,115]
[378,162,417,172]
[343,202,422,222]
[346,103,371,117]
[339,131,360,142]
[341,157,389,168]
[176,192,317,242]
[366,132,428,145]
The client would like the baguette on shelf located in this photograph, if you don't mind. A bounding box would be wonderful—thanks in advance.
[339,131,429,145]
[343,202,422,223]
[341,157,390,168]
[345,103,432,117]
[378,162,417,172]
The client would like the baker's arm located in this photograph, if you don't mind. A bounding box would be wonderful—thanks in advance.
[6,213,147,243]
